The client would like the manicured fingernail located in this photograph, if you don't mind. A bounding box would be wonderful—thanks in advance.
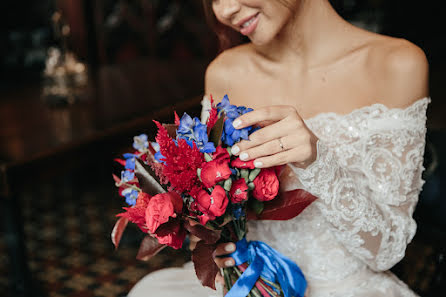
[225,243,235,252]
[225,259,234,267]
[240,152,249,161]
[254,161,263,168]
[231,145,240,155]
[232,119,242,128]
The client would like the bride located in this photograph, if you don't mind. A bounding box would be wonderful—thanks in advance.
[129,0,429,296]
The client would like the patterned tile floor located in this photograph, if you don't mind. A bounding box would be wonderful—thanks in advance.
[0,150,445,296]
[0,167,190,297]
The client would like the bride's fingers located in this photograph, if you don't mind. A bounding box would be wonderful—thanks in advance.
[254,146,306,168]
[236,131,304,161]
[214,256,235,268]
[214,242,236,256]
[233,105,297,129]
[234,117,303,154]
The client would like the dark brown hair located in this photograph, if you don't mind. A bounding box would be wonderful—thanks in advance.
[202,0,343,52]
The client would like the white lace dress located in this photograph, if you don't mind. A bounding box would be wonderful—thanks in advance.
[128,97,430,297]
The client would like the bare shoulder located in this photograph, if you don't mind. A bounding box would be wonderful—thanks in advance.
[204,44,252,101]
[366,36,429,107]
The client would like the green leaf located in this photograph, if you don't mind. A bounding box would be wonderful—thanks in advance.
[223,178,232,191]
[250,199,264,216]
[248,168,261,181]
[204,153,213,162]
[240,169,249,179]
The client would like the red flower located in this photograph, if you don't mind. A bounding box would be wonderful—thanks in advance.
[253,168,279,201]
[212,146,230,163]
[206,95,219,133]
[201,159,232,188]
[196,186,228,218]
[229,178,249,203]
[154,219,186,249]
[117,192,151,231]
[231,158,256,169]
[197,213,215,225]
[145,192,183,234]
[154,121,204,195]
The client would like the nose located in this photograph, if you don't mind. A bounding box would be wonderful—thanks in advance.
[214,0,241,20]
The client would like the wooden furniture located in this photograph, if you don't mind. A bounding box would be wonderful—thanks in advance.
[0,59,207,296]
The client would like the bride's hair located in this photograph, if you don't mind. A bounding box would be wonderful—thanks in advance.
[202,0,342,52]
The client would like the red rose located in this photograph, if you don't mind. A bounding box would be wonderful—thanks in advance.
[145,192,183,234]
[231,157,255,169]
[253,168,279,201]
[196,186,228,217]
[229,178,249,203]
[197,213,215,225]
[154,219,186,249]
[201,159,232,188]
[212,146,230,163]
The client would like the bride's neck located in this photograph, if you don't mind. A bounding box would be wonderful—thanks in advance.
[254,0,355,69]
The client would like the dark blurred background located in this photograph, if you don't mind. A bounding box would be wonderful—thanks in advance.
[0,1,445,297]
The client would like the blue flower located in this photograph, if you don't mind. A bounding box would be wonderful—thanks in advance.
[177,113,194,135]
[176,113,216,153]
[133,134,149,152]
[121,170,135,182]
[151,142,166,163]
[232,205,245,220]
[122,188,139,206]
[123,153,136,170]
[217,95,239,119]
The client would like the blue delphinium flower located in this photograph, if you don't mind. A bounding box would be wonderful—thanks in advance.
[232,204,245,220]
[123,153,136,170]
[122,188,139,206]
[151,142,166,164]
[133,134,149,152]
[217,95,256,147]
[121,170,135,182]
[176,113,216,153]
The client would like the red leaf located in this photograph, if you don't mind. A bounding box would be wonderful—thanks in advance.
[112,174,121,184]
[184,219,222,244]
[111,217,129,249]
[192,241,219,290]
[114,158,126,167]
[248,189,316,220]
[136,236,166,261]
[174,111,180,126]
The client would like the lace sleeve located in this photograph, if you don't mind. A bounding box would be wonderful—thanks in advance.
[290,98,429,271]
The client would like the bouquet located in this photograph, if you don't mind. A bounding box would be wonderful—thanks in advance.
[111,95,316,297]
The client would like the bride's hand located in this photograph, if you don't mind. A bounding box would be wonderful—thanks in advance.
[230,105,319,169]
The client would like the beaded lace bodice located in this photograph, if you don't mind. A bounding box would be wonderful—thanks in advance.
[246,97,430,285]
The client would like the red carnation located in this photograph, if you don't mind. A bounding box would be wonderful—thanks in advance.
[229,178,249,203]
[231,157,256,169]
[154,219,186,249]
[145,192,183,234]
[212,146,230,163]
[196,186,228,218]
[253,168,279,201]
[201,160,232,188]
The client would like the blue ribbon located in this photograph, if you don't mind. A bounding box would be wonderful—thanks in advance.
[225,238,307,297]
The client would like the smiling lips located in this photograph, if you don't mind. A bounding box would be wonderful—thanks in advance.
[237,13,260,36]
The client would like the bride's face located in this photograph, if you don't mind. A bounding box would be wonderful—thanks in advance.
[211,0,297,45]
